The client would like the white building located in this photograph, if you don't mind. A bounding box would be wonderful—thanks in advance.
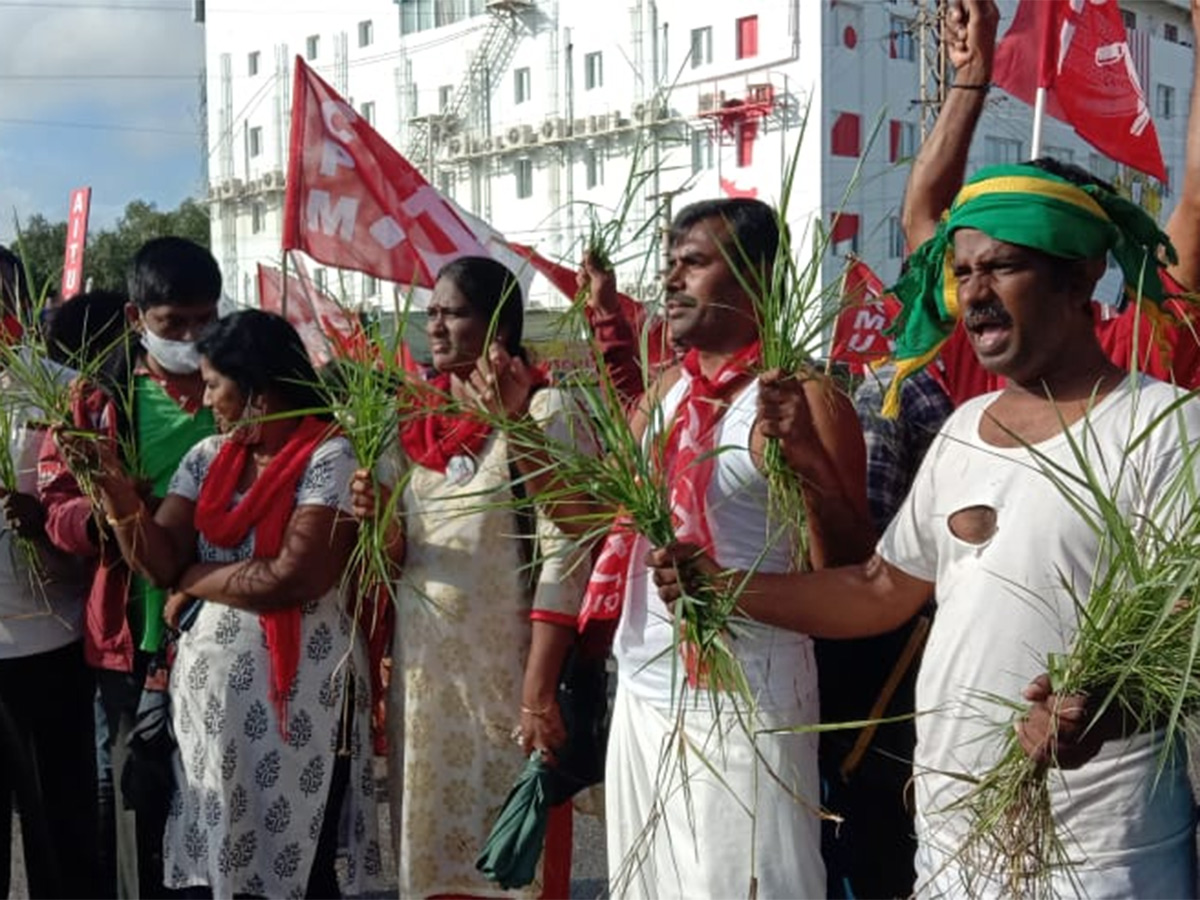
[204,0,1197,327]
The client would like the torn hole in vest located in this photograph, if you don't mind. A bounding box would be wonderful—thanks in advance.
[948,505,998,545]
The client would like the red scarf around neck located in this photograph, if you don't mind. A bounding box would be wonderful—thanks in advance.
[398,366,549,473]
[578,342,761,631]
[194,415,333,732]
[398,372,493,473]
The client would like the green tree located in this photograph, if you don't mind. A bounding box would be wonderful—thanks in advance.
[7,198,211,300]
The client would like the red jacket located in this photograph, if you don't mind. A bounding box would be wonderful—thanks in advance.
[37,381,134,671]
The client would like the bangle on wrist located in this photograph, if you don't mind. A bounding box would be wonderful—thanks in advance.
[521,702,553,718]
[105,505,144,529]
[952,82,991,91]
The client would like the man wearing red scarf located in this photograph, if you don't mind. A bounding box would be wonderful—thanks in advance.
[488,199,874,898]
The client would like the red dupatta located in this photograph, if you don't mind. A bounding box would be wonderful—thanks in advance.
[194,415,334,732]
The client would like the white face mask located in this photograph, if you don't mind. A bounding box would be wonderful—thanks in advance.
[141,324,201,375]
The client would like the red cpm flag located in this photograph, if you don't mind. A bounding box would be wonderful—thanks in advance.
[283,57,488,285]
[829,258,899,369]
[993,0,1165,181]
[256,258,369,367]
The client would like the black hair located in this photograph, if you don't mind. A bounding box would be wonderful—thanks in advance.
[196,310,331,420]
[1026,157,1119,196]
[668,198,781,275]
[0,245,30,316]
[127,236,222,311]
[44,290,129,367]
[435,256,524,357]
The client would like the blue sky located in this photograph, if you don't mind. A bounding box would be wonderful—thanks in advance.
[0,0,206,245]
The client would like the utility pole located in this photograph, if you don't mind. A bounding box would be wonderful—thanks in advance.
[914,0,949,140]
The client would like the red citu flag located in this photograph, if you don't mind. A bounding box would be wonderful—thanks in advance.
[829,257,900,369]
[283,57,490,285]
[993,0,1166,181]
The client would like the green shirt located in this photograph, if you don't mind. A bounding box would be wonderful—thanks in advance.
[128,375,215,652]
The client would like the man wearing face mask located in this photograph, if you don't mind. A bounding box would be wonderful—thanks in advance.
[38,236,219,900]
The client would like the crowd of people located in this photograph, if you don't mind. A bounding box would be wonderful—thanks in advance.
[4,0,1200,898]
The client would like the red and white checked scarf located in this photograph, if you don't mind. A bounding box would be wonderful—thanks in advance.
[578,341,761,630]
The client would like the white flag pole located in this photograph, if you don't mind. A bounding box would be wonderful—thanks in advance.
[1030,86,1047,159]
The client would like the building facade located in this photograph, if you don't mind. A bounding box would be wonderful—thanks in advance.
[204,0,1196,326]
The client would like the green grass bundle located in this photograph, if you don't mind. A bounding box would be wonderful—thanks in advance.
[952,394,1200,899]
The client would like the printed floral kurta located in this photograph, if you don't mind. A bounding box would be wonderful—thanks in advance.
[388,389,591,897]
[163,434,384,898]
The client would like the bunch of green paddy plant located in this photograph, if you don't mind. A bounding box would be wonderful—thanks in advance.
[554,133,668,338]
[315,293,416,609]
[948,389,1200,899]
[719,105,883,567]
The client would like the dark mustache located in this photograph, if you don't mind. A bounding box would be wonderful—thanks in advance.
[667,293,697,307]
[964,306,1012,329]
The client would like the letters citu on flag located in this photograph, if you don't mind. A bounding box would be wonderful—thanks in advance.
[992,0,1166,181]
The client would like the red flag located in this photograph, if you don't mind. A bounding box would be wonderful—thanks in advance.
[256,259,369,366]
[829,258,899,368]
[283,57,488,285]
[993,0,1165,181]
[505,242,672,371]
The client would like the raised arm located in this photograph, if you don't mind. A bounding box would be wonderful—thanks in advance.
[1164,0,1200,291]
[901,0,999,248]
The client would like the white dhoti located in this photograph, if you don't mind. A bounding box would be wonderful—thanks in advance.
[605,685,825,900]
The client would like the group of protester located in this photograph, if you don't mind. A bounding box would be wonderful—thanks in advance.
[4,0,1200,897]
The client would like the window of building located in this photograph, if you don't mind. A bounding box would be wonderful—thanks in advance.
[314,268,328,292]
[830,213,860,253]
[690,26,712,68]
[584,52,603,90]
[736,15,758,59]
[514,67,532,104]
[408,83,419,116]
[831,112,861,157]
[248,51,260,76]
[363,274,378,297]
[516,158,533,199]
[1088,153,1119,185]
[1165,22,1180,43]
[1121,9,1137,32]
[890,16,914,61]
[400,0,485,35]
[438,170,454,197]
[984,135,1023,165]
[360,101,375,126]
[585,147,604,189]
[251,202,265,235]
[306,34,320,60]
[358,20,374,48]
[888,216,905,259]
[1043,145,1074,164]
[889,119,917,162]
[691,130,714,173]
[249,126,263,158]
[438,84,455,112]
[1157,84,1175,120]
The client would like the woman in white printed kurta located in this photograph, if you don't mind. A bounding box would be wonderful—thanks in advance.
[164,434,383,898]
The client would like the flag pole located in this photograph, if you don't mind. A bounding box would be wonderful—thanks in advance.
[281,251,290,321]
[1031,86,1047,159]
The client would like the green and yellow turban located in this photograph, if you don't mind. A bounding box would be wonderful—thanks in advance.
[882,163,1177,417]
